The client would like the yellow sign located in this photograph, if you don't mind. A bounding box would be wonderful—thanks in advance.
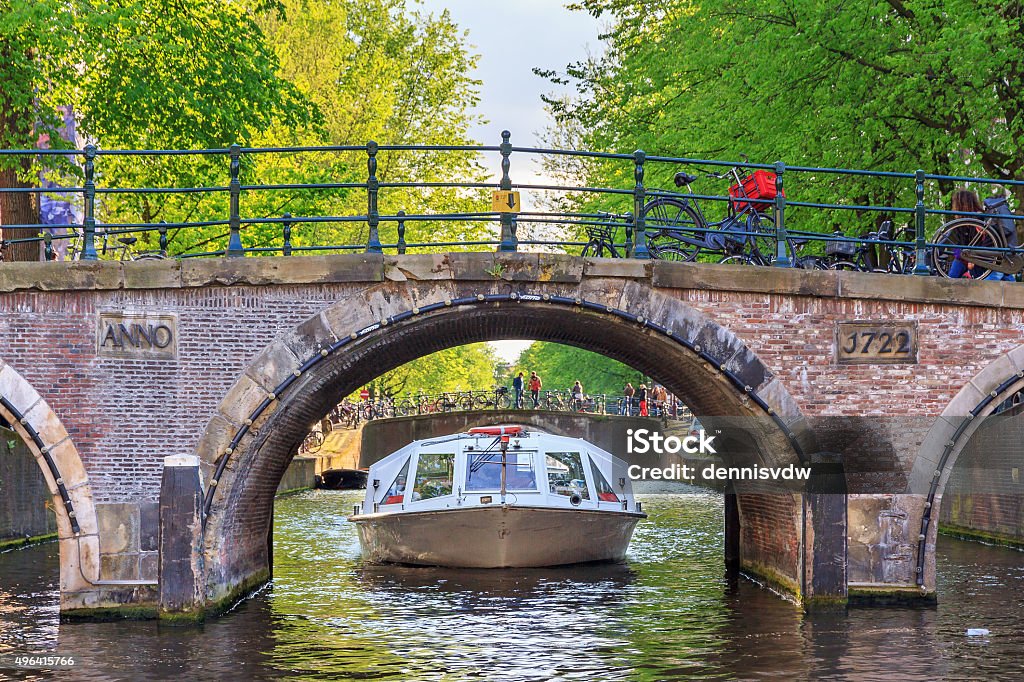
[492,190,521,213]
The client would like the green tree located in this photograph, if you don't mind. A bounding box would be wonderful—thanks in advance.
[367,343,499,399]
[544,0,1024,240]
[0,0,311,259]
[513,342,644,397]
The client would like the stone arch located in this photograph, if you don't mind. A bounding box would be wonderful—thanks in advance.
[909,344,1024,589]
[0,359,100,602]
[196,279,814,605]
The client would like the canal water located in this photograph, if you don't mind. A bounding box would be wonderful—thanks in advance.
[2,490,1024,680]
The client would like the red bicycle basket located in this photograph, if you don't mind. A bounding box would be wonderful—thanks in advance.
[729,170,782,213]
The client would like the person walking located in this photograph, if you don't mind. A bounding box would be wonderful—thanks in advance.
[528,371,542,408]
[638,383,649,417]
[512,371,525,409]
[620,382,635,415]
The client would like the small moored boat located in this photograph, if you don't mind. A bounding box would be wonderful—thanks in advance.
[348,425,646,568]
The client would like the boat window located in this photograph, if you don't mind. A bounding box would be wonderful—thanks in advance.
[589,457,620,503]
[412,453,455,500]
[381,458,410,505]
[465,451,538,491]
[545,452,590,500]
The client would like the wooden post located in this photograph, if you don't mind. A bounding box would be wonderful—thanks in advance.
[159,455,205,621]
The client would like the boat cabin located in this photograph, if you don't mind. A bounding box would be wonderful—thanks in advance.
[357,426,640,515]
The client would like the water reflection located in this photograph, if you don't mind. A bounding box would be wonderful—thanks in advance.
[1,490,1023,680]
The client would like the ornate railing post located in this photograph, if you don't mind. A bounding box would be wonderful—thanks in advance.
[282,213,292,256]
[913,169,930,275]
[42,232,54,261]
[365,141,383,253]
[226,144,244,257]
[396,210,407,254]
[631,150,650,258]
[498,130,518,252]
[623,212,634,257]
[772,161,792,267]
[158,220,168,257]
[81,145,98,261]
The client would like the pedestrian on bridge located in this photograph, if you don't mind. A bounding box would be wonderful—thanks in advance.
[513,371,525,409]
[638,384,649,417]
[620,382,635,415]
[529,371,542,408]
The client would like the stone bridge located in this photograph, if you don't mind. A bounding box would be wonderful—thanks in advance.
[2,252,1023,618]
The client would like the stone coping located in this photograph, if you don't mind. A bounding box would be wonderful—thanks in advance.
[0,253,1020,310]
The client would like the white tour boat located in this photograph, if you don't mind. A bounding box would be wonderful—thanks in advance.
[348,425,646,568]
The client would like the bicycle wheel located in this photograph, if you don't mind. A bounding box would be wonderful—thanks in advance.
[828,260,860,272]
[746,212,779,263]
[931,218,1004,279]
[643,198,703,261]
[498,394,512,409]
[581,240,605,258]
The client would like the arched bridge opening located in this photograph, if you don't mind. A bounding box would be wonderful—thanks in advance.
[189,282,843,618]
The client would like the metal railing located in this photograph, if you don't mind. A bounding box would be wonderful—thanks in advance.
[4,134,1024,277]
[327,390,694,424]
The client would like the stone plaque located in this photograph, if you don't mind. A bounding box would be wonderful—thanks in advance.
[835,321,917,365]
[97,312,178,359]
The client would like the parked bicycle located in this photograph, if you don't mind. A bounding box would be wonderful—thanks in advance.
[580,214,628,258]
[299,428,325,454]
[640,163,789,263]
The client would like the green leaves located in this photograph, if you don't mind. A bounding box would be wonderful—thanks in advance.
[544,0,1024,237]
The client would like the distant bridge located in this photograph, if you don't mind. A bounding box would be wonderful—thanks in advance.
[357,409,666,467]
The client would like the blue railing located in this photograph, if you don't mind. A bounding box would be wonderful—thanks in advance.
[3,134,1024,278]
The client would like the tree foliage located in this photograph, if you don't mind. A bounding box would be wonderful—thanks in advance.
[1,0,490,258]
[544,0,1024,239]
[366,343,499,399]
[512,342,644,397]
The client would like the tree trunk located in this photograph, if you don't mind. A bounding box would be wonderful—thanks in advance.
[0,44,41,262]
[0,164,40,262]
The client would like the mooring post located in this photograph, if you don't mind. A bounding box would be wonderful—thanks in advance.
[159,455,205,622]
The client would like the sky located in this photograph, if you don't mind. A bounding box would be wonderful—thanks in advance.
[412,1,604,363]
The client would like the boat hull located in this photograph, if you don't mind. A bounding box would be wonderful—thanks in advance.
[350,505,645,568]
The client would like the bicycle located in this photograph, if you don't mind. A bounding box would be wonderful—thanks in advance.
[543,390,568,411]
[299,429,325,454]
[580,214,627,258]
[470,386,512,410]
[931,213,1020,279]
[640,163,789,263]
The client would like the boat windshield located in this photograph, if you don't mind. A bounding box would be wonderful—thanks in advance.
[465,450,537,491]
[589,456,620,502]
[412,453,455,500]
[381,457,411,505]
[545,452,590,500]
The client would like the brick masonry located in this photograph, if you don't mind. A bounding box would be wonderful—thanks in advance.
[0,254,1022,610]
